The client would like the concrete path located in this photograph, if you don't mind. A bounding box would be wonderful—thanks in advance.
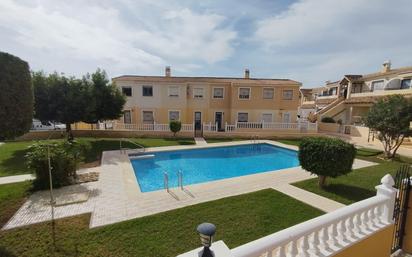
[273,184,345,212]
[0,174,35,185]
[194,137,208,145]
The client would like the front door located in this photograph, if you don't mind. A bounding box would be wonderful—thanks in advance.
[215,112,223,131]
[194,112,202,137]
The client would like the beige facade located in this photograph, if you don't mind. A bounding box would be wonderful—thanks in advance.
[300,62,412,125]
[113,68,301,128]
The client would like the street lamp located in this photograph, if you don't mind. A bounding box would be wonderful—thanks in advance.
[197,223,216,257]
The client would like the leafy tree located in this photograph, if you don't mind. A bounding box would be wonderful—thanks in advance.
[299,137,356,188]
[364,95,412,159]
[169,121,182,136]
[33,72,91,140]
[0,52,33,140]
[82,69,126,126]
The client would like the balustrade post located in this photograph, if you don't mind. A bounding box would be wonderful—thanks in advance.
[375,174,397,223]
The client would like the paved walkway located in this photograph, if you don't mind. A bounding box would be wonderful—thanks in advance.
[194,137,208,145]
[273,184,345,212]
[0,174,35,185]
[3,140,377,230]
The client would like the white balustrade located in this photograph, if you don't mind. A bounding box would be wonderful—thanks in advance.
[228,174,396,257]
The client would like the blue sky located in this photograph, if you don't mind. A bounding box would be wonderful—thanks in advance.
[1,0,411,87]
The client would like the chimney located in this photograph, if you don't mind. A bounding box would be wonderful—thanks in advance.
[382,60,391,73]
[165,66,171,77]
[244,68,250,79]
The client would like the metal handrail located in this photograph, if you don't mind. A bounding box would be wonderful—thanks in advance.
[164,171,169,192]
[177,170,183,190]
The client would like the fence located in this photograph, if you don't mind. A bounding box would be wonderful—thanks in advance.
[76,121,318,133]
[178,174,397,257]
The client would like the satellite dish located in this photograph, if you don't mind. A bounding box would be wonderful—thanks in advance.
[385,78,401,90]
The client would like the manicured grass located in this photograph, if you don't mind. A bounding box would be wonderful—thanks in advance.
[205,138,244,143]
[293,161,404,205]
[276,139,302,146]
[0,137,195,177]
[0,189,323,257]
[0,181,32,227]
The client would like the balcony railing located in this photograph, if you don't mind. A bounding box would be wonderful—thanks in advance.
[178,175,397,257]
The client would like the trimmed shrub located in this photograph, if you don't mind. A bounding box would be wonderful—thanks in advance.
[321,117,336,123]
[26,141,84,190]
[169,121,182,136]
[298,137,356,188]
[0,52,33,140]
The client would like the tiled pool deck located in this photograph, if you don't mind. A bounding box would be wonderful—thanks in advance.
[3,140,376,230]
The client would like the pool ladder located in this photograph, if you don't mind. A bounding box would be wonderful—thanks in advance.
[164,170,184,192]
[251,135,259,144]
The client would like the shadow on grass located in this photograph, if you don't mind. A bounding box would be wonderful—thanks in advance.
[322,183,375,203]
[0,246,17,257]
[163,138,195,145]
[1,148,31,176]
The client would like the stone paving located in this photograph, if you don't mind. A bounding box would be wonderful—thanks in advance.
[2,140,377,230]
[194,137,208,145]
[0,174,35,185]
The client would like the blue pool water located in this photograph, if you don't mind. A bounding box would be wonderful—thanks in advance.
[130,143,299,192]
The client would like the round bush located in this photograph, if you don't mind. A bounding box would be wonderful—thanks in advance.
[298,137,356,187]
[321,117,336,123]
[169,121,182,136]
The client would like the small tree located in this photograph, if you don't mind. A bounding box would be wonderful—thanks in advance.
[299,137,356,188]
[364,95,412,159]
[0,52,33,140]
[169,121,182,136]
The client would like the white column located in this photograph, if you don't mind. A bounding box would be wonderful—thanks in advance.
[375,174,397,223]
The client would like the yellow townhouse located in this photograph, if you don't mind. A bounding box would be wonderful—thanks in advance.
[112,67,302,135]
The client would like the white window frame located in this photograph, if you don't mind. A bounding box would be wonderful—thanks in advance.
[168,110,181,121]
[238,87,251,100]
[212,87,225,99]
[168,86,180,97]
[261,113,273,122]
[262,88,274,100]
[237,112,249,122]
[193,87,204,99]
[141,110,155,123]
[123,110,132,124]
[282,90,293,100]
[122,87,132,97]
[142,85,153,97]
[371,80,385,91]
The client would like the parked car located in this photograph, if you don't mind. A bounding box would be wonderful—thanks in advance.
[31,119,66,130]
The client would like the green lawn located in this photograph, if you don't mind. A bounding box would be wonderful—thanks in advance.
[0,137,195,177]
[0,188,323,257]
[0,181,32,227]
[205,138,244,143]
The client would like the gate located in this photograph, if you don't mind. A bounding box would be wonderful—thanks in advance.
[392,165,411,253]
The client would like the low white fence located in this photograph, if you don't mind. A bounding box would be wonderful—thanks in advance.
[96,121,318,133]
[178,174,397,257]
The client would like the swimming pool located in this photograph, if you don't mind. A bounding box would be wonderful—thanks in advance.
[130,143,299,192]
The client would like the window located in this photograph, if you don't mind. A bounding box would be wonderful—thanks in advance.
[168,111,180,121]
[122,87,132,97]
[213,87,224,99]
[142,111,154,123]
[193,88,204,99]
[262,113,273,123]
[237,112,248,122]
[263,88,274,99]
[282,112,291,123]
[239,88,250,99]
[168,86,179,97]
[371,80,385,91]
[283,90,293,100]
[142,85,153,96]
[401,79,411,89]
[123,110,131,124]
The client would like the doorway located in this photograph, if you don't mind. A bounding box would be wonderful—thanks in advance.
[194,112,202,137]
[215,112,223,131]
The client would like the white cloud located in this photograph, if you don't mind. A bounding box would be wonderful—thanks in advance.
[255,0,412,86]
[0,0,236,76]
